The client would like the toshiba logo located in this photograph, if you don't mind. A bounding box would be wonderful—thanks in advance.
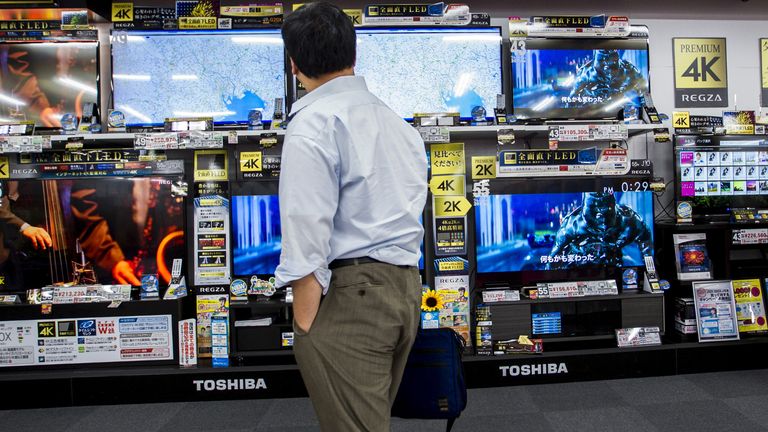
[193,378,267,391]
[499,363,568,377]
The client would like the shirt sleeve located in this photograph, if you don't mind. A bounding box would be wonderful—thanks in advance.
[274,132,339,292]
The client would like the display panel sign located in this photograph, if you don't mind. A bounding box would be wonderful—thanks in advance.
[673,38,728,107]
[0,315,173,367]
[693,280,740,342]
[761,38,768,107]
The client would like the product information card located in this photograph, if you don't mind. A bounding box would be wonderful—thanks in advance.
[693,280,740,342]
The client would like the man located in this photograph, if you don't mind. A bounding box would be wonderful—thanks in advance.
[275,3,427,431]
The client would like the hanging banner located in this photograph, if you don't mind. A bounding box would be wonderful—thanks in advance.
[761,38,768,107]
[673,38,728,107]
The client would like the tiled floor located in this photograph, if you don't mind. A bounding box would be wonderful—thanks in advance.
[4,369,768,431]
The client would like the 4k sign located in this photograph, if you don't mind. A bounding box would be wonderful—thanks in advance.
[112,3,134,22]
[673,38,728,107]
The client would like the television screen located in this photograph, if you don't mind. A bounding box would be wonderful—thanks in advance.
[111,30,285,126]
[355,27,503,119]
[0,42,99,127]
[232,195,281,277]
[475,191,654,273]
[512,39,649,120]
[676,147,768,215]
[0,177,185,291]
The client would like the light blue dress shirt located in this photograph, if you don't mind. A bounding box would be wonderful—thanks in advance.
[274,75,428,292]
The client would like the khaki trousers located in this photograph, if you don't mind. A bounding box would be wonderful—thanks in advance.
[293,262,422,432]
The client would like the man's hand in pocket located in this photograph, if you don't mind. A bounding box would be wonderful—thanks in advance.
[292,274,323,333]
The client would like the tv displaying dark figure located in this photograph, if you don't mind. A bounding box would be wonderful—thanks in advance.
[475,191,654,273]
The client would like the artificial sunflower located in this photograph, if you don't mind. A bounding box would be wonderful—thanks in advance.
[421,289,444,312]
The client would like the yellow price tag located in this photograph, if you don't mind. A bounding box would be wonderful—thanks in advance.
[434,196,472,217]
[471,156,496,180]
[240,151,262,173]
[429,175,465,196]
[112,2,133,22]
[673,112,690,129]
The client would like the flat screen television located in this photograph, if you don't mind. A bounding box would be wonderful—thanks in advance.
[232,194,282,277]
[675,136,768,218]
[0,177,185,292]
[0,41,99,128]
[111,29,286,126]
[474,184,654,287]
[355,27,503,120]
[511,38,650,120]
[231,193,426,277]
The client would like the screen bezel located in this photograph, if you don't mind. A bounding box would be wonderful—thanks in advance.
[0,39,100,130]
[510,37,651,121]
[110,28,288,128]
[470,177,655,288]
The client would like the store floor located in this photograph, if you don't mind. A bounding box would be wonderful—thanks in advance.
[5,369,768,431]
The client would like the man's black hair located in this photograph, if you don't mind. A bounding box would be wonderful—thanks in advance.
[281,2,356,79]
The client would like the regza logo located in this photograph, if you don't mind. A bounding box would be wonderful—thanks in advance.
[77,320,96,336]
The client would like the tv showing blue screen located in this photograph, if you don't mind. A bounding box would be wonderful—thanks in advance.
[475,191,654,273]
[355,27,502,119]
[512,39,649,120]
[232,195,281,276]
[111,29,285,126]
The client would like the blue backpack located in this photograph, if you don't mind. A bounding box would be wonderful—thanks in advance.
[392,327,467,432]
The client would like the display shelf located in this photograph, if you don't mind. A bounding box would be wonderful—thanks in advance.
[29,124,657,146]
[446,123,659,139]
[484,291,662,306]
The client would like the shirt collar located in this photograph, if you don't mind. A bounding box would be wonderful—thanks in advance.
[289,75,368,117]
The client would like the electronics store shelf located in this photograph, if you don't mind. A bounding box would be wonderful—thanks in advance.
[38,124,658,145]
[229,299,289,309]
[484,291,663,305]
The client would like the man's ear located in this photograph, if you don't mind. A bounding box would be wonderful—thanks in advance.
[290,58,298,76]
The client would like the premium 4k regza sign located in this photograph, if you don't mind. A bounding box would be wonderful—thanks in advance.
[673,38,728,107]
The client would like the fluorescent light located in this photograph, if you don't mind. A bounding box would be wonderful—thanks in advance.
[113,74,151,81]
[603,97,630,112]
[231,36,283,44]
[532,96,556,112]
[172,74,198,81]
[118,105,152,123]
[173,110,235,117]
[453,73,472,97]
[442,34,501,43]
[0,92,26,106]
[57,77,97,95]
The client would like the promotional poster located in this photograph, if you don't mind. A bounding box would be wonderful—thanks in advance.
[732,279,768,333]
[475,191,654,273]
[434,275,471,345]
[693,280,740,342]
[0,178,185,292]
[196,294,229,357]
[673,233,712,281]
